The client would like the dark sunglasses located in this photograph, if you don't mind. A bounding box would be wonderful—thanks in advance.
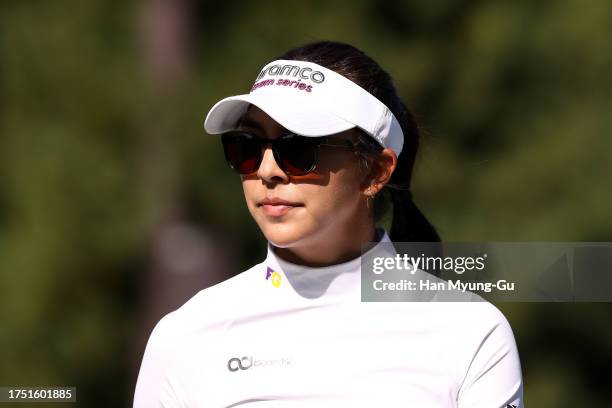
[221,131,359,176]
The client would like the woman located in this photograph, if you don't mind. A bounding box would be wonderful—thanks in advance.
[133,41,524,407]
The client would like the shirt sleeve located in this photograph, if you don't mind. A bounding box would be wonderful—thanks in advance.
[457,307,524,408]
[132,313,186,408]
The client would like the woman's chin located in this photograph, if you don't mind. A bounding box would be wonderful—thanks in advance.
[260,223,313,248]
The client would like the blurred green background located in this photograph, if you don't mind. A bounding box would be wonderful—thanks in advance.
[1,0,611,406]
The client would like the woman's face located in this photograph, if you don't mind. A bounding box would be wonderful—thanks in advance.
[237,105,372,252]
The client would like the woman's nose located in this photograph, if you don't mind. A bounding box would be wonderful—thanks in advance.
[257,145,289,183]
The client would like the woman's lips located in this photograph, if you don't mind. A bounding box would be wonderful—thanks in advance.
[258,198,303,217]
[261,204,298,217]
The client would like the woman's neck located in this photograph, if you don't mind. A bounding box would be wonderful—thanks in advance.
[271,222,379,267]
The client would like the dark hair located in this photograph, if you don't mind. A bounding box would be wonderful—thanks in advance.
[277,40,441,243]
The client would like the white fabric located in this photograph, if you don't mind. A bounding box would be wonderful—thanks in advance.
[133,228,524,407]
[203,59,404,156]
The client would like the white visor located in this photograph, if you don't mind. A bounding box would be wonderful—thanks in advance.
[204,59,404,156]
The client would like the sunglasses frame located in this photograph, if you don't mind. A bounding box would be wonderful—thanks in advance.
[221,130,359,176]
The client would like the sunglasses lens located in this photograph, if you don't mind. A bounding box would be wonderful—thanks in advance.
[222,135,262,174]
[221,132,322,176]
[276,137,318,176]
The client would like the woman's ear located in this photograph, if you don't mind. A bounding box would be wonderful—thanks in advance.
[361,149,397,194]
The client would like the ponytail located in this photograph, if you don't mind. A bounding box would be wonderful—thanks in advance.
[389,189,440,242]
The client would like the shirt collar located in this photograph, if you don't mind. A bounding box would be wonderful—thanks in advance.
[263,228,395,300]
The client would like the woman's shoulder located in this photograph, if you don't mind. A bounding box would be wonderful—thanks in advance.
[148,261,264,342]
[422,300,516,342]
[183,262,262,309]
[372,299,517,355]
[443,299,512,327]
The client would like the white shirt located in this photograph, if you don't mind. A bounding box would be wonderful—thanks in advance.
[133,228,524,407]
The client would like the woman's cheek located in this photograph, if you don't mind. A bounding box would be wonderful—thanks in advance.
[308,195,340,227]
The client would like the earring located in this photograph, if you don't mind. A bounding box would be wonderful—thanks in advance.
[366,187,374,209]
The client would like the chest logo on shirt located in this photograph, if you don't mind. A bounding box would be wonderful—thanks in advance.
[227,355,294,372]
[227,356,253,371]
[265,266,282,288]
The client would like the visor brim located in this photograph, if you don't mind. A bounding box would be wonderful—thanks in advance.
[204,93,356,137]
